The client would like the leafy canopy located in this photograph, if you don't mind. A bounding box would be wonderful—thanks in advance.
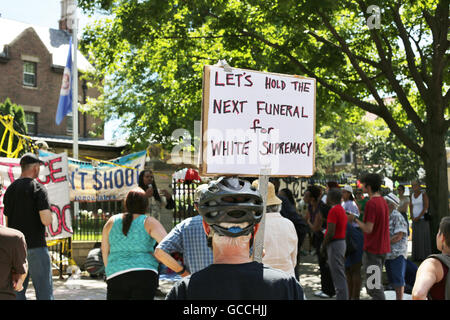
[79,0,448,160]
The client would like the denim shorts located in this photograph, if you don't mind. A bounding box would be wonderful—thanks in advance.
[385,255,406,288]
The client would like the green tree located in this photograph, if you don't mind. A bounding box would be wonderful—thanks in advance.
[0,98,28,158]
[79,0,449,250]
[362,121,425,181]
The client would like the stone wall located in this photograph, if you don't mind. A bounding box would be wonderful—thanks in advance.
[72,241,98,268]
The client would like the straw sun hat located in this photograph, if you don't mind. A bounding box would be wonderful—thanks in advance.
[251,180,282,206]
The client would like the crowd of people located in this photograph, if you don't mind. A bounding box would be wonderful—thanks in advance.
[0,153,449,301]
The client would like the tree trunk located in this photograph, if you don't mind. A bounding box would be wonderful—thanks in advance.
[422,133,449,254]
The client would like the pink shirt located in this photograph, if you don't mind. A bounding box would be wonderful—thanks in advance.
[262,211,298,277]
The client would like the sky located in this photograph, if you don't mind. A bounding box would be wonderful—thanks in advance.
[0,0,98,35]
[0,0,123,141]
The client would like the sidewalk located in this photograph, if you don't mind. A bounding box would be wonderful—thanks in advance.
[24,274,181,300]
[25,256,412,300]
[298,240,413,300]
[25,241,414,300]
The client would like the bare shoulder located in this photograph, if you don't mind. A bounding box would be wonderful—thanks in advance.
[103,215,117,230]
[144,215,161,229]
[419,257,445,282]
[145,215,158,225]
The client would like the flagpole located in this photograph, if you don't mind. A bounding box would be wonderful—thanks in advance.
[72,0,78,160]
[72,0,79,218]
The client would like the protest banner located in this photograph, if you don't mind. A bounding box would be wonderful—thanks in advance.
[0,152,72,240]
[200,65,316,177]
[57,150,146,202]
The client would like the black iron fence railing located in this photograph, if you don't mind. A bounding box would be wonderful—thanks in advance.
[47,237,72,278]
[70,200,122,241]
[72,215,109,241]
[171,179,199,226]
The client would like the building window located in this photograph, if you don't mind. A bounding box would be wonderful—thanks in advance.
[25,112,37,135]
[344,151,352,163]
[23,61,37,87]
[66,112,73,134]
[336,150,353,165]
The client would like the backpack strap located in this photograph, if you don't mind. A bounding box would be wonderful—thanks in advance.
[427,254,450,300]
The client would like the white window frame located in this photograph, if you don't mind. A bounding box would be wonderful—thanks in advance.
[25,112,37,135]
[23,61,37,87]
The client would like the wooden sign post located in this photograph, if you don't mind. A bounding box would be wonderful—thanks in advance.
[252,166,271,262]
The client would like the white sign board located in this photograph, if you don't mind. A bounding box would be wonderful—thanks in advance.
[201,65,316,176]
[0,153,72,240]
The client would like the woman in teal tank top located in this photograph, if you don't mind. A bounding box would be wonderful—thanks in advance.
[101,188,169,300]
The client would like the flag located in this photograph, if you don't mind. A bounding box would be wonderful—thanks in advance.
[55,37,73,125]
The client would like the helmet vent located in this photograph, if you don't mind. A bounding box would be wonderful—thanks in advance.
[222,177,241,189]
[221,196,249,203]
[227,210,246,218]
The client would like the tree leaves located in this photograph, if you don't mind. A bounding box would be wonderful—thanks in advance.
[78,0,448,160]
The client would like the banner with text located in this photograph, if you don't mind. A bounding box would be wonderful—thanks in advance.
[63,150,146,202]
[201,65,316,176]
[0,153,72,240]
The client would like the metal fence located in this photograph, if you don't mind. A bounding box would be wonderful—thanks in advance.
[47,237,72,278]
[171,179,199,225]
[72,215,108,241]
[71,200,122,241]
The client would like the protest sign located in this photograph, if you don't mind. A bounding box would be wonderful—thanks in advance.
[62,150,146,202]
[200,65,316,176]
[0,153,72,240]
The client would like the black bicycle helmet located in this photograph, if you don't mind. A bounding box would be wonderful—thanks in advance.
[197,177,264,237]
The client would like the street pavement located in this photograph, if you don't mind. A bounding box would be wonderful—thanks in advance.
[25,244,413,300]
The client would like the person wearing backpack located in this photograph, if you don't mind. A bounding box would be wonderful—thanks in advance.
[412,216,450,300]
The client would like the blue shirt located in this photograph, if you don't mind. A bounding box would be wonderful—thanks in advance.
[156,215,213,274]
[106,214,159,279]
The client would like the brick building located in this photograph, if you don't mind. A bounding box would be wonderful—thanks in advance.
[0,11,125,159]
